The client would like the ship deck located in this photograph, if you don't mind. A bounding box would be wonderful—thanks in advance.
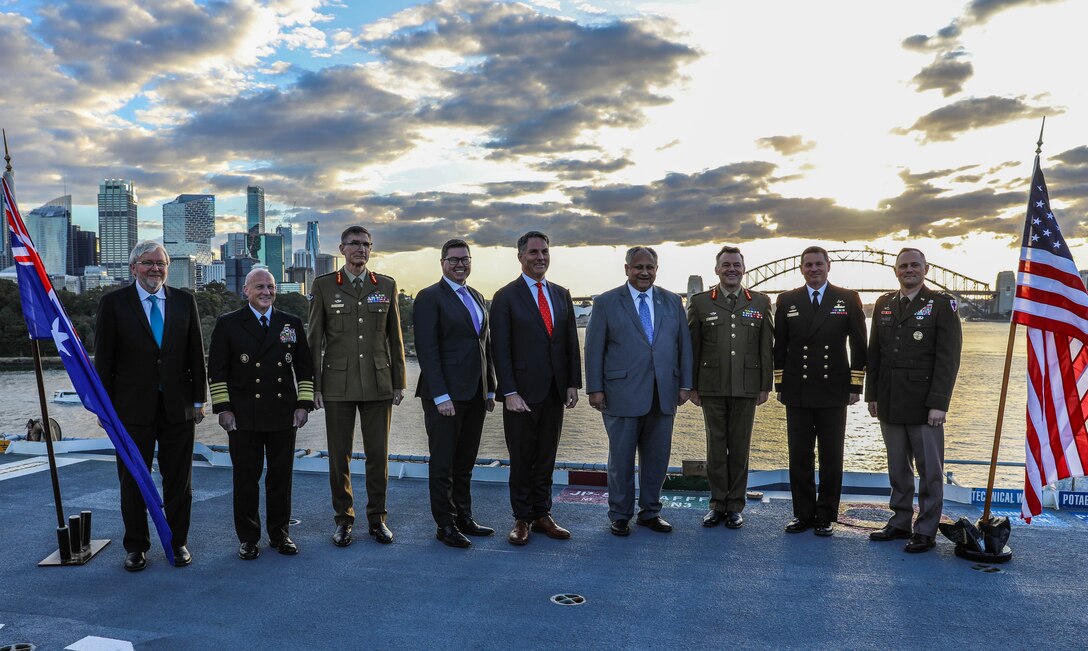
[1,450,1086,650]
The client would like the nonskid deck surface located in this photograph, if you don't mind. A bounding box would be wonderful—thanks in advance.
[0,454,1085,650]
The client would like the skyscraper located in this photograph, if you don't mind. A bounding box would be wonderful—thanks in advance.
[70,224,98,276]
[222,232,249,259]
[305,221,320,275]
[98,179,138,281]
[163,194,215,265]
[257,232,284,281]
[246,186,265,234]
[275,224,293,260]
[25,195,71,276]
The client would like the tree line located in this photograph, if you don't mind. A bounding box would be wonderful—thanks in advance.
[0,279,415,358]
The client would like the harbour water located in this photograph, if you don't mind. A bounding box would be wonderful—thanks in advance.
[1,320,1026,488]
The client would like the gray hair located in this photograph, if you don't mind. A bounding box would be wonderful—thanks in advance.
[129,241,169,265]
[625,246,658,264]
[244,267,276,287]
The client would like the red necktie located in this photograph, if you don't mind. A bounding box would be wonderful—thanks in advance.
[536,282,553,337]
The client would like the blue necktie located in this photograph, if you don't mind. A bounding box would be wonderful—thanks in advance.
[638,292,653,344]
[148,295,164,347]
[457,286,482,335]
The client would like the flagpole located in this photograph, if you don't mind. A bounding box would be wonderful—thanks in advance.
[981,118,1045,524]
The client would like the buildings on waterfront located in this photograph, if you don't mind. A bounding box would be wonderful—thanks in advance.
[25,195,71,277]
[305,221,320,275]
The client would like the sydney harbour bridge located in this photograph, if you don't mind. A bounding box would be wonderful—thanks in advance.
[573,249,999,316]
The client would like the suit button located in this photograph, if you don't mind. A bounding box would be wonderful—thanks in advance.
[802,355,807,359]
[803,345,808,350]
[731,323,736,328]
[802,375,808,379]
[731,333,736,338]
[824,345,829,349]
[359,318,363,323]
[824,355,828,359]
[256,363,261,368]
[256,379,261,384]
[802,365,807,369]
[731,314,736,319]
[278,362,283,367]
[277,393,282,398]
[730,351,736,356]
[255,393,261,399]
[823,375,828,379]
[278,378,283,382]
[359,354,364,358]
[358,335,363,339]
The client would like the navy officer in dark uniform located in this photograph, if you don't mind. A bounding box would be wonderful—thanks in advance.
[865,248,961,553]
[773,245,866,537]
[209,268,315,560]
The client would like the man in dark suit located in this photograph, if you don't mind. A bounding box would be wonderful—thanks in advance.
[490,231,581,545]
[307,226,406,547]
[414,238,497,548]
[584,246,693,536]
[94,241,207,571]
[208,268,315,560]
[773,245,866,537]
[865,248,961,553]
[687,245,773,530]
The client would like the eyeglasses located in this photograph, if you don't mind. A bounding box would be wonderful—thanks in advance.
[137,261,169,269]
[341,240,373,249]
[442,256,472,266]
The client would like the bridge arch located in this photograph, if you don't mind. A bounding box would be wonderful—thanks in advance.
[745,249,993,311]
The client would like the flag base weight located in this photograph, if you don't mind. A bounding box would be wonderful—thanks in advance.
[39,539,110,566]
[953,544,1013,563]
[38,511,109,566]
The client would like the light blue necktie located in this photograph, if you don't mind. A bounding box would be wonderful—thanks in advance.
[638,292,654,344]
[148,295,164,348]
[457,286,482,335]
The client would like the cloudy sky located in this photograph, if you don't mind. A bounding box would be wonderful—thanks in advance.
[2,0,1086,295]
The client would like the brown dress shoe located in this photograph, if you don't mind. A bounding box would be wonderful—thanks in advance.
[531,515,571,540]
[508,520,530,546]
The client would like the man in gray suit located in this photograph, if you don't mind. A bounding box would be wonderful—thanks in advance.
[585,246,693,536]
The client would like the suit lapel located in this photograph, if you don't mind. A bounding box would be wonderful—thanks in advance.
[619,286,650,345]
[441,280,478,335]
[161,286,182,350]
[808,285,832,335]
[260,310,287,356]
[651,289,668,348]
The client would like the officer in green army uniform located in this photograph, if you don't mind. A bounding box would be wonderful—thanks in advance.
[865,248,961,553]
[308,225,407,547]
[687,245,773,529]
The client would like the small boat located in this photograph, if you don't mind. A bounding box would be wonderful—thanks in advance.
[51,389,81,405]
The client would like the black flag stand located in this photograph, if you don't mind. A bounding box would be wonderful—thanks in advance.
[2,130,110,566]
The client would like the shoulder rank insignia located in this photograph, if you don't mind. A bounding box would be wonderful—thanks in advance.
[370,271,378,285]
[743,288,752,301]
[710,286,718,300]
[335,270,343,285]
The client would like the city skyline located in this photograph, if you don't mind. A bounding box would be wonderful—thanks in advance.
[2,0,1087,295]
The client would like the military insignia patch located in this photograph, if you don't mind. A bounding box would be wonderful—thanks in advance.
[307,293,314,302]
[740,308,763,319]
[368,293,390,304]
[950,298,958,313]
[240,354,250,363]
[280,325,297,343]
[787,305,799,318]
[914,302,933,318]
[830,299,848,316]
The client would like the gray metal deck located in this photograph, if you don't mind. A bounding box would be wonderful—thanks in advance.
[1,452,1085,650]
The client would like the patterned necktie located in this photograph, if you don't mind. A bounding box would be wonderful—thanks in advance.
[638,292,654,344]
[536,282,553,337]
[811,289,820,311]
[147,295,163,348]
[457,286,482,335]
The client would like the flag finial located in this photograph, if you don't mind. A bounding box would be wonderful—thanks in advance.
[1036,116,1046,156]
[2,129,10,173]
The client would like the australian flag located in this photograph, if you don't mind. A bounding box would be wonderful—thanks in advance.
[2,167,175,563]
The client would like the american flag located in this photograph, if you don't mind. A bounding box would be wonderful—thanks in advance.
[2,167,176,562]
[1011,160,1088,521]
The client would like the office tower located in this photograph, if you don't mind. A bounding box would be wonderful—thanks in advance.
[257,232,284,281]
[70,225,98,276]
[293,249,312,270]
[994,270,1015,315]
[163,194,215,266]
[98,179,138,281]
[246,186,265,234]
[25,195,71,276]
[225,256,258,295]
[275,225,293,259]
[305,221,320,275]
[169,255,197,289]
[222,232,248,259]
[204,259,226,286]
[687,275,704,299]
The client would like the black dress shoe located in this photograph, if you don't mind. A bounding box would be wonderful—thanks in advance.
[368,522,393,544]
[124,551,146,572]
[869,524,912,542]
[784,518,811,534]
[905,533,936,553]
[436,525,471,548]
[813,521,835,537]
[725,511,744,529]
[636,516,673,533]
[270,537,299,555]
[702,510,725,527]
[609,519,630,536]
[238,542,260,560]
[332,524,353,547]
[455,517,494,537]
[173,545,192,566]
